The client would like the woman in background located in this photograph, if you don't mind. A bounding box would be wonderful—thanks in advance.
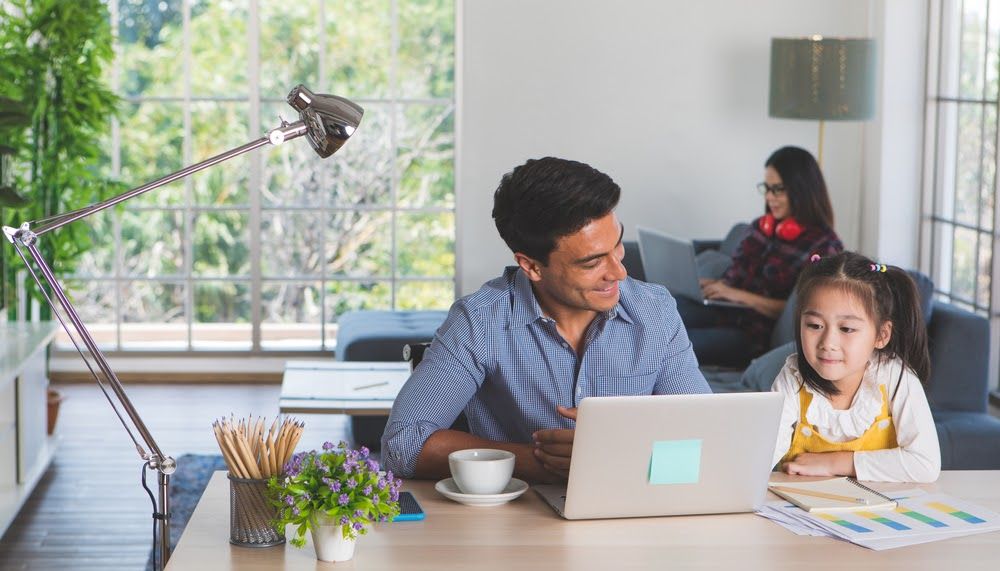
[678,146,843,367]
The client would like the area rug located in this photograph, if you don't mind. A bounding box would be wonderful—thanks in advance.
[145,453,228,571]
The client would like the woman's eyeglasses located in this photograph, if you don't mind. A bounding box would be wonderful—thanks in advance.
[756,182,787,196]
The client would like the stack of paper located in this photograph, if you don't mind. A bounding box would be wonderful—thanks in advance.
[757,489,1000,550]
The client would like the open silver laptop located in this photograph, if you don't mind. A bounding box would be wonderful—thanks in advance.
[534,392,783,520]
[636,226,747,308]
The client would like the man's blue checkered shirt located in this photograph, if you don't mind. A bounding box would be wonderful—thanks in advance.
[381,267,711,477]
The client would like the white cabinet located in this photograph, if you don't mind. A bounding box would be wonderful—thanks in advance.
[0,322,58,536]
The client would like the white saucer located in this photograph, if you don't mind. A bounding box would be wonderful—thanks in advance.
[434,477,529,507]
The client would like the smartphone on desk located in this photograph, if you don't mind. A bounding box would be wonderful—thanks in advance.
[394,491,425,521]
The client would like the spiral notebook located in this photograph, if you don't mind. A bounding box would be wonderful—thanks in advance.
[767,477,897,513]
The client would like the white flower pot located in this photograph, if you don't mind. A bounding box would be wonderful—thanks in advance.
[310,516,359,562]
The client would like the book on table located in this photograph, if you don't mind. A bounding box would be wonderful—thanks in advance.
[767,477,897,513]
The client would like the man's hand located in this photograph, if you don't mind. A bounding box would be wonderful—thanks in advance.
[531,406,577,479]
[783,451,856,477]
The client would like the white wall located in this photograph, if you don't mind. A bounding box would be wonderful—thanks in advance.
[861,0,928,267]
[457,0,922,295]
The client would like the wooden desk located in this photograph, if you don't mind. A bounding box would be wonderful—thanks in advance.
[166,471,1000,570]
[278,361,410,416]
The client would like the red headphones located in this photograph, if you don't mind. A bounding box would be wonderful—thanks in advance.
[758,213,804,241]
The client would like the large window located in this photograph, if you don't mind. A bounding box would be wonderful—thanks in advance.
[923,0,1000,393]
[67,0,455,353]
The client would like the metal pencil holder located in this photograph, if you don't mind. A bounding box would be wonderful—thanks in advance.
[228,473,285,547]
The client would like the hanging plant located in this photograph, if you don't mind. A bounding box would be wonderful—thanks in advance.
[0,0,121,320]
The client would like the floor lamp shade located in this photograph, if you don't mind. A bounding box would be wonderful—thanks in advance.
[768,37,877,121]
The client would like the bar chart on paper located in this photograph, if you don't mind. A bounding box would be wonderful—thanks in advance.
[757,491,1000,550]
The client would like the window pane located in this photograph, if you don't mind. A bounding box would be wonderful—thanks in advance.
[122,280,185,325]
[75,209,116,276]
[397,104,454,208]
[193,280,251,350]
[952,226,978,302]
[955,103,983,227]
[325,0,392,99]
[259,0,320,100]
[325,281,391,324]
[191,101,250,205]
[194,211,250,277]
[261,281,323,350]
[194,280,250,323]
[118,0,185,98]
[398,0,455,98]
[189,1,249,97]
[395,280,453,310]
[989,1,1000,100]
[120,102,186,207]
[960,0,989,99]
[261,210,325,277]
[397,212,454,277]
[122,209,185,276]
[326,210,392,277]
[64,279,117,328]
[977,231,992,308]
[980,104,997,231]
[330,102,392,207]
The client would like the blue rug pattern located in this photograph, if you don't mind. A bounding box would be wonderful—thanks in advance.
[146,454,227,571]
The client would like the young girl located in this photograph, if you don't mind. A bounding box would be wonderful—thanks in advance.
[770,251,941,483]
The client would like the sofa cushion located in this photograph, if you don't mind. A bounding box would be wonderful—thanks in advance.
[907,270,934,325]
[720,223,751,257]
[932,409,1000,469]
[695,249,732,280]
[336,310,447,361]
[741,341,795,392]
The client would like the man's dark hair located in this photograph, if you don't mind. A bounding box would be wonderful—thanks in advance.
[492,157,621,264]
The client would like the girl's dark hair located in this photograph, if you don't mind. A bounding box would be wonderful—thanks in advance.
[765,146,835,229]
[794,252,930,397]
[492,157,621,264]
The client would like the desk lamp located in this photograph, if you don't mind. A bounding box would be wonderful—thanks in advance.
[768,36,877,165]
[2,84,363,570]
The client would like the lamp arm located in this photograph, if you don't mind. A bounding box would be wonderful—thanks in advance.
[28,120,308,236]
[1,117,310,570]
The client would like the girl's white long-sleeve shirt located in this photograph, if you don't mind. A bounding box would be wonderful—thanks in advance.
[770,354,941,483]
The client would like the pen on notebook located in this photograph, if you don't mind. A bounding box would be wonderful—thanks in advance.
[768,485,870,505]
[353,381,390,391]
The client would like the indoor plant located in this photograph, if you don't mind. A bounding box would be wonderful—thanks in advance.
[268,441,402,562]
[0,0,121,321]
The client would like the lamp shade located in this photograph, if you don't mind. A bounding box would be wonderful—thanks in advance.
[286,84,364,158]
[768,37,877,121]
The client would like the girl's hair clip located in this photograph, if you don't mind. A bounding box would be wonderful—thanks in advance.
[809,254,821,263]
[870,263,888,273]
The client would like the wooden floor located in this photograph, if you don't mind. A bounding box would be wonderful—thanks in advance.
[0,383,350,571]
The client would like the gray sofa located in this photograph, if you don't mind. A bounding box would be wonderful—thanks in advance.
[336,310,448,449]
[623,235,1000,470]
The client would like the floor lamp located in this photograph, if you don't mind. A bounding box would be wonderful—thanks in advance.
[768,36,877,166]
[2,84,363,570]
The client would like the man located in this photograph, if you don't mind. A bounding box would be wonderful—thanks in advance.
[381,157,710,482]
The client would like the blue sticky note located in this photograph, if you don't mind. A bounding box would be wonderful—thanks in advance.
[648,439,702,485]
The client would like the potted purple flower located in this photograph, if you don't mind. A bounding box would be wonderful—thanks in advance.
[268,441,402,562]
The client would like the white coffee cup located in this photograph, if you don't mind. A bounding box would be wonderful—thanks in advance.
[448,448,515,495]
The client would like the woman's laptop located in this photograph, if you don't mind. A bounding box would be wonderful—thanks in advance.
[636,226,747,308]
[534,392,783,520]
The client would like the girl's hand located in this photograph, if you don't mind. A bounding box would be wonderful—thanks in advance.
[783,451,856,477]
